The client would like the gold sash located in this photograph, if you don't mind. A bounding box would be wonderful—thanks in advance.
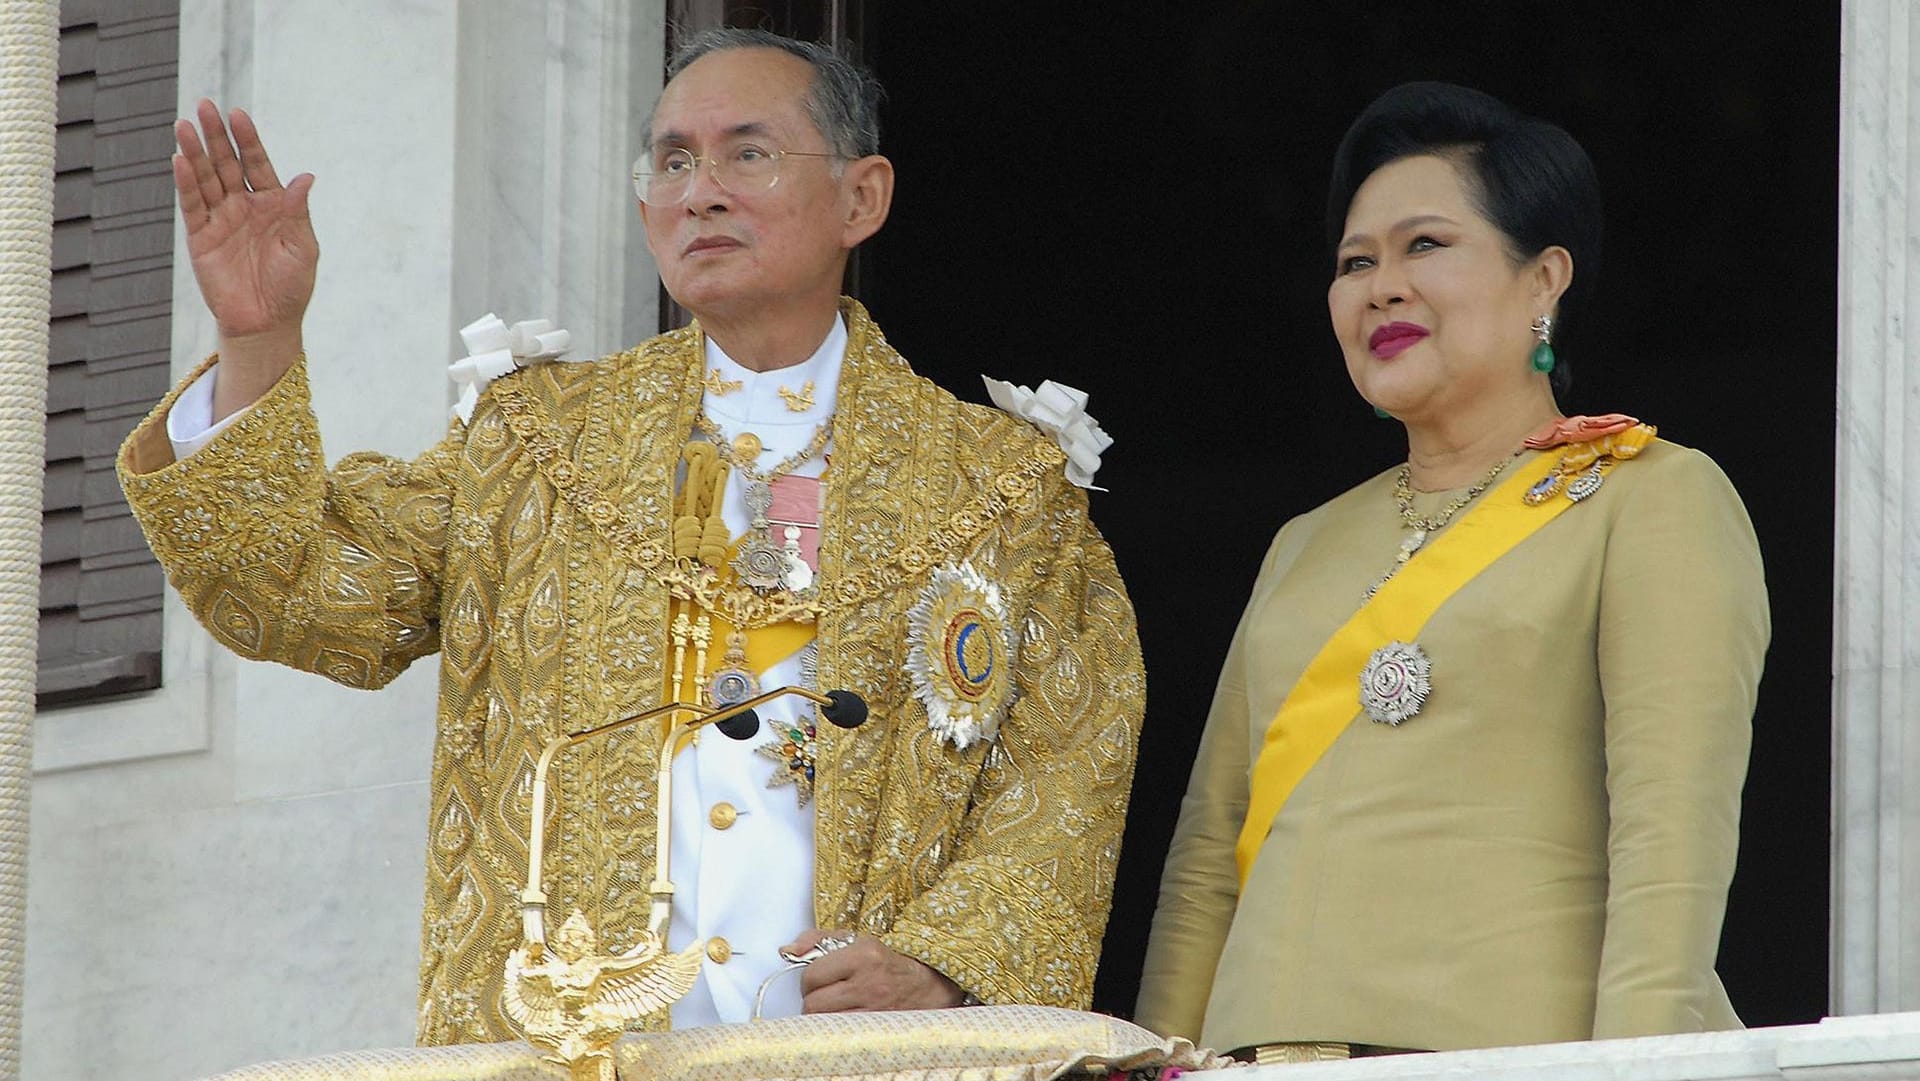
[1234,451,1578,888]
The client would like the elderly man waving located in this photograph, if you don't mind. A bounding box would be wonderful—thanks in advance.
[117,28,1143,1042]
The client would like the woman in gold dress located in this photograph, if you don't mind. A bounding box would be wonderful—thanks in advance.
[1135,82,1769,1061]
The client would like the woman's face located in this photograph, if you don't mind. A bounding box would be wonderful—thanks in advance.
[1327,153,1564,424]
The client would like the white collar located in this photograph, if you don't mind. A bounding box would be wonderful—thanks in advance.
[702,313,846,429]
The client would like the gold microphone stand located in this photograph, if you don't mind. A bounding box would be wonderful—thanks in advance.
[500,686,855,1081]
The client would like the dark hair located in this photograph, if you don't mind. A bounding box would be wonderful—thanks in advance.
[1326,82,1602,393]
[641,28,885,160]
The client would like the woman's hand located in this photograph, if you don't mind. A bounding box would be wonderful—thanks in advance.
[171,99,317,418]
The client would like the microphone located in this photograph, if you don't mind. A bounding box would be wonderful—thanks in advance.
[715,707,760,741]
[713,690,866,739]
[821,689,869,729]
[519,685,870,949]
[506,682,872,1070]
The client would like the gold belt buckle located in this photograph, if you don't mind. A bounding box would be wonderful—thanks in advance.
[1252,1041,1352,1065]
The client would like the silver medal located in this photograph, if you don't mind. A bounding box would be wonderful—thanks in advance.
[744,481,774,518]
[1566,466,1607,503]
[708,665,760,710]
[1359,640,1432,726]
[733,535,788,592]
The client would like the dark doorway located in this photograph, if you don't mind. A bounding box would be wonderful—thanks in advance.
[861,2,1837,1028]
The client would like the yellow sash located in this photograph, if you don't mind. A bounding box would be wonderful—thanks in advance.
[709,608,812,678]
[1233,451,1580,888]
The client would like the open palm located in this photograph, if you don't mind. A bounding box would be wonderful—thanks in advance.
[172,99,318,340]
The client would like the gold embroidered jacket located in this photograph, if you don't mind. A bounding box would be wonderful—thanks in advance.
[117,302,1145,1045]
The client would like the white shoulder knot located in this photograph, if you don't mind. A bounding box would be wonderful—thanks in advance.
[981,376,1114,490]
[449,313,581,423]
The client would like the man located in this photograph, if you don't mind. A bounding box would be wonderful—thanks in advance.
[117,29,1143,1044]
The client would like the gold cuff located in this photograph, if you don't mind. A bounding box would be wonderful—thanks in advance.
[1242,1042,1351,1065]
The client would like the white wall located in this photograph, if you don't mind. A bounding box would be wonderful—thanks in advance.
[21,3,662,1079]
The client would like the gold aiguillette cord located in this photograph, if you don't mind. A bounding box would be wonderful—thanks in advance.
[663,441,733,738]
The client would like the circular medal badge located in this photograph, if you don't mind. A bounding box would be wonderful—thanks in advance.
[1359,640,1432,726]
[708,666,759,710]
[905,561,1018,749]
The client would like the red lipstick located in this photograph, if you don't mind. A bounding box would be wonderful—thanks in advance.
[1368,321,1429,359]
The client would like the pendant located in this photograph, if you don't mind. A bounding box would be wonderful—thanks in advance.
[1359,640,1432,726]
[1395,529,1427,564]
[1524,470,1565,506]
[779,526,814,593]
[1364,530,1428,603]
[707,630,760,709]
[1566,464,1607,502]
[733,532,788,593]
[756,717,817,806]
[744,480,774,519]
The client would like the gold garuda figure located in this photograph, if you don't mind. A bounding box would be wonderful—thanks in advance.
[503,688,864,1079]
[502,910,703,1079]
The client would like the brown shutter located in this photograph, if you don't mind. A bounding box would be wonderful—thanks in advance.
[40,0,180,707]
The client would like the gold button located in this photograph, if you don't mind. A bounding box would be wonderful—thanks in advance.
[708,802,737,830]
[732,432,762,459]
[706,937,732,964]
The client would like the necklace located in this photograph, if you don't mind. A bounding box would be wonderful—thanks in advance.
[691,410,833,593]
[1365,454,1516,601]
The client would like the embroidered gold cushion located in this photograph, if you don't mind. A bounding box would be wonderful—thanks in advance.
[190,1009,1228,1081]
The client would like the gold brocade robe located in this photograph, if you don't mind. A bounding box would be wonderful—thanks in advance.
[117,301,1145,1045]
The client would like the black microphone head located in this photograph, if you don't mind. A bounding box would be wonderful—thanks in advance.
[821,689,869,729]
[716,708,761,741]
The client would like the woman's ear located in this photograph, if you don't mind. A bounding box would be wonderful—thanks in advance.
[1531,244,1574,312]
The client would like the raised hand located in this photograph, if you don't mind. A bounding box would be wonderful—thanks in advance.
[171,99,317,418]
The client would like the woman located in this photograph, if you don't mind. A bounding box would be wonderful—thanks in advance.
[1135,82,1769,1061]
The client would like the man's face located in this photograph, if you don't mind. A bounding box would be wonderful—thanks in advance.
[638,49,856,322]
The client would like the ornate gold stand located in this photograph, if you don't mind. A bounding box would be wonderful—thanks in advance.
[501,688,848,1081]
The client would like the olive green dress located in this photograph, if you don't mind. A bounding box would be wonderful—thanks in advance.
[1136,439,1769,1053]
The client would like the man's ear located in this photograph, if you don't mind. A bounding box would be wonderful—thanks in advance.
[839,154,895,249]
[636,198,665,260]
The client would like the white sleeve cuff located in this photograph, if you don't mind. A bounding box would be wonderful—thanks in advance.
[165,363,250,459]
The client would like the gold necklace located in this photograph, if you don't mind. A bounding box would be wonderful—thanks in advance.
[691,410,834,593]
[1365,454,1516,601]
[692,410,832,484]
[488,382,1066,629]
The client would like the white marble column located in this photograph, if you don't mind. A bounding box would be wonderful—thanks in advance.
[21,4,664,1080]
[1832,0,1920,1018]
[450,1,664,355]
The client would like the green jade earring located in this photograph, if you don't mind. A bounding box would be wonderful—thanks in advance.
[1529,314,1557,374]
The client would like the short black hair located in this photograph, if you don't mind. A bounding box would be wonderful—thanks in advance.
[1326,82,1602,394]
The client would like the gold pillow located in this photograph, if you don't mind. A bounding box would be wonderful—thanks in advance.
[195,1040,563,1080]
[191,1007,1230,1081]
[614,1006,1231,1081]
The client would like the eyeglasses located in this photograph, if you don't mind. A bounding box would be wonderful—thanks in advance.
[631,144,842,206]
